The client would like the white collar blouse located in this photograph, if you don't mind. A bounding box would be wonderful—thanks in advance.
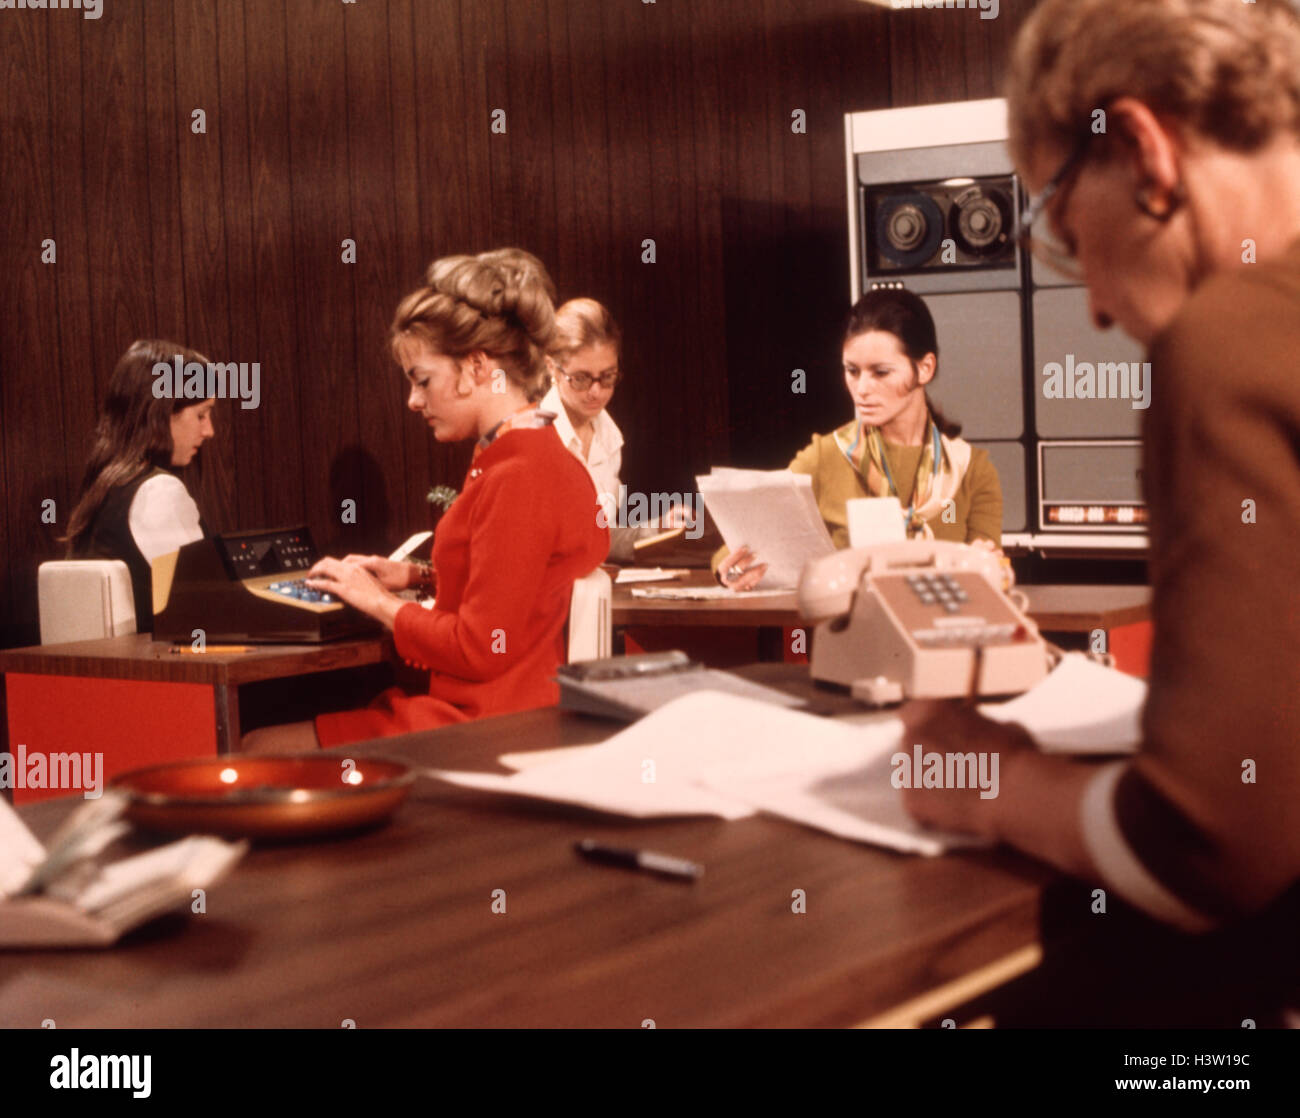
[539,383,625,515]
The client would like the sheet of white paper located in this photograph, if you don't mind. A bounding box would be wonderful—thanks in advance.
[0,799,47,899]
[428,767,749,819]
[429,691,868,820]
[697,469,836,589]
[388,530,433,562]
[614,568,689,584]
[698,717,986,856]
[498,746,595,772]
[18,795,129,896]
[847,496,907,547]
[978,653,1146,754]
[68,836,245,915]
[629,586,791,601]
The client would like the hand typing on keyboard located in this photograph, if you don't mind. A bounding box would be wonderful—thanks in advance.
[303,556,406,631]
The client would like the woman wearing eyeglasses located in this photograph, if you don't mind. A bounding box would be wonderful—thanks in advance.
[899,0,1300,1019]
[541,298,690,561]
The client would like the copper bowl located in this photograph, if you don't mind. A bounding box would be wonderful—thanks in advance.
[110,755,415,840]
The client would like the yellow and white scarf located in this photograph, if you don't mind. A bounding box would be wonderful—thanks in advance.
[832,414,971,538]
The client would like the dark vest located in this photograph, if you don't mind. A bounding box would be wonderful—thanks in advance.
[76,468,196,634]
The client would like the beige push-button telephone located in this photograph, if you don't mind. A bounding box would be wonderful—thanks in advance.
[797,540,1048,706]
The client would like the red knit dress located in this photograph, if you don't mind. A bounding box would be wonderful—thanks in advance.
[315,425,609,747]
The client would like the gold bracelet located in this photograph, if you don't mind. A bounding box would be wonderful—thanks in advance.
[410,561,435,595]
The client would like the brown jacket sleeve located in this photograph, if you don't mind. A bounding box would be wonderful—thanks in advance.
[1080,254,1300,927]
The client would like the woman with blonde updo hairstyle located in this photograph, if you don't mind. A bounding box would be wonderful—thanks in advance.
[244,248,608,751]
[899,0,1300,1013]
[539,297,691,561]
[417,247,558,400]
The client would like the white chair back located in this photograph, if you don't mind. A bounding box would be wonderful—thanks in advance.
[38,560,137,644]
[567,567,612,662]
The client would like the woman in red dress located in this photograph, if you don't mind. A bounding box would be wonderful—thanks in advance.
[243,248,608,751]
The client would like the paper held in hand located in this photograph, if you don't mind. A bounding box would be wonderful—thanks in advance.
[696,468,835,589]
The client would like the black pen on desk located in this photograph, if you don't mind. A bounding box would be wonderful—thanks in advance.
[575,839,703,882]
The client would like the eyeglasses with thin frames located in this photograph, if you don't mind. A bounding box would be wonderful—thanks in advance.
[1014,130,1094,282]
[559,368,621,391]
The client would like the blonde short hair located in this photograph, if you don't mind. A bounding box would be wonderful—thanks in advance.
[391,248,557,397]
[1006,0,1300,167]
[548,298,622,363]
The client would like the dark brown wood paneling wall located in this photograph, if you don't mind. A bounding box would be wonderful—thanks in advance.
[0,0,1033,647]
[2,12,66,645]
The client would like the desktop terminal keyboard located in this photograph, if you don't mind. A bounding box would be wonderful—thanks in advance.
[266,578,337,605]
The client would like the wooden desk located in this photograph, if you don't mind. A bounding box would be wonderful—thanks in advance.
[613,571,1150,633]
[1017,584,1150,632]
[0,635,389,801]
[613,570,1152,669]
[613,571,799,628]
[0,666,1057,1028]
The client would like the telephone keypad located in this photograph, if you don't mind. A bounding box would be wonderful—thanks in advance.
[907,572,971,613]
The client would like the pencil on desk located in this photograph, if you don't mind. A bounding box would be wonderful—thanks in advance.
[170,644,255,655]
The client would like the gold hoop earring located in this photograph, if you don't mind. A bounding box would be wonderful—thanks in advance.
[1135,181,1185,221]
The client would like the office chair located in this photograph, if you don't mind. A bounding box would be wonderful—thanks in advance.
[37,560,137,645]
[567,567,612,662]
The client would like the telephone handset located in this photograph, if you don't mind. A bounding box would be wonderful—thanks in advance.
[798,540,1047,706]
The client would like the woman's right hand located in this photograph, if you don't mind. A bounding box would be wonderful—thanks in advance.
[717,545,768,592]
[339,554,418,592]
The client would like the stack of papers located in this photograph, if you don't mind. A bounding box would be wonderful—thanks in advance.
[0,795,246,948]
[696,468,836,589]
[428,654,1149,857]
[430,691,972,854]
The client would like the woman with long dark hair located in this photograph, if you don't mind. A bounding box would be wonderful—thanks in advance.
[716,287,1003,589]
[64,339,214,632]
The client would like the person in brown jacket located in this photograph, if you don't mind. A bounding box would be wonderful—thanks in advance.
[900,0,1300,1024]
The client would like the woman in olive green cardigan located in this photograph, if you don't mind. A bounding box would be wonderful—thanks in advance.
[717,288,1003,590]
